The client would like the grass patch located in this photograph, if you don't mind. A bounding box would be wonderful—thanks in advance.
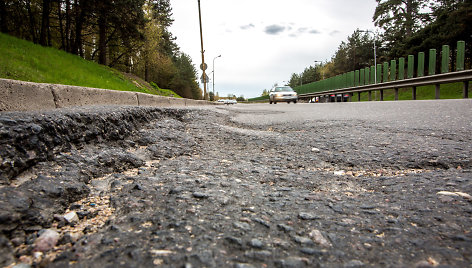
[0,33,180,97]
[351,82,471,102]
[248,95,269,102]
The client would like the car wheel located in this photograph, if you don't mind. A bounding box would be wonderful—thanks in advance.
[269,101,272,104]
[294,100,297,104]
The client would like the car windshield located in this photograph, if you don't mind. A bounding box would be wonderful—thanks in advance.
[274,87,293,92]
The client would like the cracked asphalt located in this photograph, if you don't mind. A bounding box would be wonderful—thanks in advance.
[1,100,471,268]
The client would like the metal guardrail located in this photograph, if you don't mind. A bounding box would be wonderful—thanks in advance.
[298,69,472,101]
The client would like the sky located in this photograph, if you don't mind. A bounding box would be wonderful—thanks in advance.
[170,0,378,99]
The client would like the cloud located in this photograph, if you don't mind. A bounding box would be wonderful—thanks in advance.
[240,24,255,30]
[298,27,308,33]
[264,24,286,35]
[287,27,321,38]
[329,30,340,36]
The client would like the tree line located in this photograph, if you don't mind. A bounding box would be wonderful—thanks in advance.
[0,0,203,99]
[286,0,471,90]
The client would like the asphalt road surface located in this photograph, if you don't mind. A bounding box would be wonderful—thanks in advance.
[1,100,471,267]
[229,100,472,131]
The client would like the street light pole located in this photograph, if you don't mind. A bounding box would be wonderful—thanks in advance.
[212,55,221,100]
[197,0,207,100]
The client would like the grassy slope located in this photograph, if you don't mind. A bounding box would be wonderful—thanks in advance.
[0,33,180,97]
[352,82,471,102]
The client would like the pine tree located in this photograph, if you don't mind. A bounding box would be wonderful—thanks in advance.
[373,0,429,57]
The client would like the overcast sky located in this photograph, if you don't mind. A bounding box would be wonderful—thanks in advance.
[170,0,378,98]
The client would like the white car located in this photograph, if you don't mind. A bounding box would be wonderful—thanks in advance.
[216,99,237,105]
[269,86,298,104]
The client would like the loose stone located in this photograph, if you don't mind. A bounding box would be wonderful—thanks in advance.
[34,229,60,252]
[249,238,264,249]
[233,222,251,231]
[63,211,79,224]
[309,229,332,248]
[293,236,314,246]
[298,212,320,220]
[277,224,294,233]
[192,192,209,199]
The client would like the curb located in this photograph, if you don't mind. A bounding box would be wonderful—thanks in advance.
[0,78,218,112]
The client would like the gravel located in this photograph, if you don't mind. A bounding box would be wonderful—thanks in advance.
[0,104,471,267]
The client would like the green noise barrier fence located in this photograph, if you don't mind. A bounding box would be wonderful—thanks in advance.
[296,41,471,101]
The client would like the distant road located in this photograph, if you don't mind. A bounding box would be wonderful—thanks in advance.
[223,99,472,131]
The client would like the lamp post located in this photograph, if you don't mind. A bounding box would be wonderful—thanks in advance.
[212,55,221,99]
[359,30,377,84]
[197,0,208,100]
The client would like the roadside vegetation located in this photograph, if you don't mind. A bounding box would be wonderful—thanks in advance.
[351,82,472,102]
[0,33,179,97]
[0,0,201,99]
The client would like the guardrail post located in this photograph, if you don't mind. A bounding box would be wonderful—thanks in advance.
[457,41,465,71]
[435,45,450,99]
[355,70,360,87]
[368,91,372,101]
[429,49,436,75]
[408,55,415,78]
[350,71,355,87]
[413,86,417,100]
[390,60,397,81]
[441,45,450,73]
[370,66,376,84]
[399,57,405,80]
[365,67,370,85]
[394,88,399,100]
[376,64,382,84]
[358,92,361,101]
[380,89,384,101]
[352,71,355,87]
[418,52,425,77]
[383,62,389,82]
[360,69,365,86]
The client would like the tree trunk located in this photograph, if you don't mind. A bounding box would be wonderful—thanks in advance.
[98,13,107,65]
[72,0,86,56]
[27,0,38,43]
[405,0,414,37]
[40,0,51,46]
[58,0,65,49]
[65,0,71,52]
